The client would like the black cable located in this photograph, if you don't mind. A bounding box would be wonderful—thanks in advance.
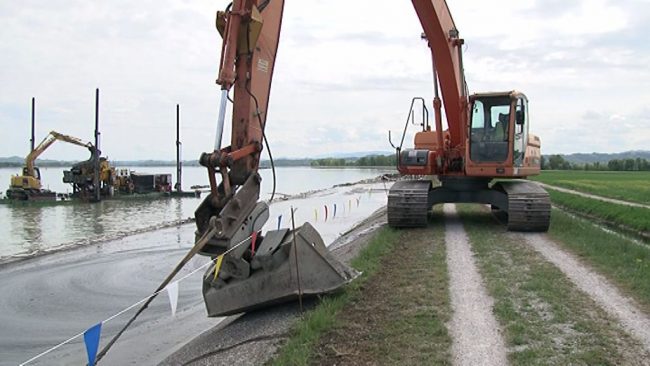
[181,332,289,366]
[227,88,234,104]
[258,0,271,12]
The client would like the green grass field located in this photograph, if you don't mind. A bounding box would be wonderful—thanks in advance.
[530,170,650,205]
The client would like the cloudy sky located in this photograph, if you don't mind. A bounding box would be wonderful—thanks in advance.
[1,0,648,161]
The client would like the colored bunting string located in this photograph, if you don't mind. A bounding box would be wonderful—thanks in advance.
[279,196,366,224]
[213,254,224,281]
[19,233,254,366]
[83,322,102,366]
[22,190,374,365]
[166,281,179,317]
[251,231,258,256]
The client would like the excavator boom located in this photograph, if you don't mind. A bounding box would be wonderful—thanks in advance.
[412,0,467,148]
[7,130,97,201]
[24,131,93,176]
[193,0,359,317]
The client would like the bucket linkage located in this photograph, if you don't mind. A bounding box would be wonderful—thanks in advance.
[194,174,360,317]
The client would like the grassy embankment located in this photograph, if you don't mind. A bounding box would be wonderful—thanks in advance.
[271,211,451,365]
[546,189,649,235]
[530,171,650,237]
[458,204,646,364]
[531,170,650,205]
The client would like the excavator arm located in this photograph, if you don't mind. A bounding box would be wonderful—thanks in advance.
[23,131,94,179]
[193,0,359,317]
[195,0,285,254]
[411,0,467,149]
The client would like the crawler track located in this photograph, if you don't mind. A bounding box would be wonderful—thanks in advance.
[498,181,551,232]
[387,180,431,227]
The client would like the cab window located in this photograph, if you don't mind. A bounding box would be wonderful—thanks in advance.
[470,96,510,162]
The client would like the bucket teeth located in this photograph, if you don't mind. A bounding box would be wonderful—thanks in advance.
[202,222,360,317]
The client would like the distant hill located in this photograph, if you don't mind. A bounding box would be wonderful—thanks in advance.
[3,150,648,169]
[0,156,82,167]
[311,151,393,159]
[0,156,24,164]
[553,151,650,164]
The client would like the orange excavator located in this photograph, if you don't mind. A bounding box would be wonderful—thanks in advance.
[193,0,549,317]
[387,1,551,231]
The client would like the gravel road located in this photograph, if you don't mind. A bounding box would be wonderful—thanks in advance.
[443,204,507,366]
[538,183,650,209]
[523,233,650,353]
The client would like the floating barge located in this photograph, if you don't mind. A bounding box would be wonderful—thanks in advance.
[0,189,199,206]
[4,97,201,205]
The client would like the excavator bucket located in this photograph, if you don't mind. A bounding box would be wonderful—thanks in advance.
[202,222,360,317]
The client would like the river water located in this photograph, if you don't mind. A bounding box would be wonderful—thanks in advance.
[0,166,392,260]
[0,166,394,366]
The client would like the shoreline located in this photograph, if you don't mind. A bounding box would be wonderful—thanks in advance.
[1,181,391,365]
[1,174,396,267]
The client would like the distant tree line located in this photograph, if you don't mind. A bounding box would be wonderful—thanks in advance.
[541,155,650,171]
[312,153,650,170]
[311,154,396,167]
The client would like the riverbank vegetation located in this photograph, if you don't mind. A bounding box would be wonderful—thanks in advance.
[310,154,396,167]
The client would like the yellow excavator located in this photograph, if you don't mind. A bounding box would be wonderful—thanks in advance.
[7,131,99,201]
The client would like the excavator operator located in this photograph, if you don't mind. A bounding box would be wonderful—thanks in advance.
[493,113,508,141]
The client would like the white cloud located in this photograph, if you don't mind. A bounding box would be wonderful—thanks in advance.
[0,0,648,162]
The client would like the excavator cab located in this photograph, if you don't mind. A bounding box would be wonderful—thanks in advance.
[22,166,41,181]
[10,167,41,190]
[469,93,514,163]
[468,91,534,171]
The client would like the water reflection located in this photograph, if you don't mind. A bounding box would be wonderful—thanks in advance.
[174,198,183,245]
[0,167,392,259]
[9,205,43,254]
